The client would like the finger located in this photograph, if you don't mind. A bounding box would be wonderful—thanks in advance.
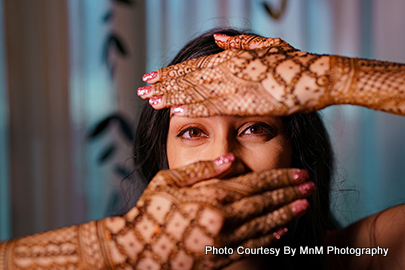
[147,80,234,111]
[140,50,237,86]
[241,227,288,249]
[146,65,236,111]
[170,92,289,117]
[149,79,227,111]
[152,153,236,188]
[192,168,310,197]
[192,158,248,184]
[180,172,310,210]
[148,95,165,109]
[214,33,284,50]
[147,57,233,99]
[179,160,250,202]
[167,76,291,117]
[144,49,265,110]
[176,184,247,209]
[174,159,251,206]
[225,168,310,193]
[220,199,309,245]
[224,182,315,221]
[170,99,247,118]
[149,67,237,111]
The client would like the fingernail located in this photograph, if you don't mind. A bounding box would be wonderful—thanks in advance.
[214,153,235,166]
[213,33,230,41]
[137,86,152,96]
[213,33,230,38]
[273,227,288,239]
[298,182,315,196]
[292,169,309,182]
[142,71,158,82]
[149,96,163,106]
[291,199,309,214]
[171,105,184,114]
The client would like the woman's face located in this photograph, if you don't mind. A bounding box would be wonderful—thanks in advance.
[167,115,293,172]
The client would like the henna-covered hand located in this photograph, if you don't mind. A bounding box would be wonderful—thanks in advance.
[138,34,405,117]
[134,158,313,270]
[0,154,313,270]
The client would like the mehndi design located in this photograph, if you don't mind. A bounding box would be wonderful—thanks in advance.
[0,158,312,270]
[139,34,405,117]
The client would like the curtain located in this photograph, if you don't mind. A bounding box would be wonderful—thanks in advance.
[0,0,10,241]
[1,0,146,239]
[67,0,147,221]
[3,0,86,238]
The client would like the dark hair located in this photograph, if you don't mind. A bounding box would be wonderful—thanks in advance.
[133,28,337,269]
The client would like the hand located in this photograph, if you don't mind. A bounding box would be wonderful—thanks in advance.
[0,154,314,270]
[138,34,335,117]
[111,154,314,269]
[212,33,293,50]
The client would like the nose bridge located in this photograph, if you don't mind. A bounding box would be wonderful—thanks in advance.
[213,129,236,158]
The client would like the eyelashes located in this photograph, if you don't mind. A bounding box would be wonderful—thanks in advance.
[238,123,276,137]
[176,126,208,139]
[176,122,276,140]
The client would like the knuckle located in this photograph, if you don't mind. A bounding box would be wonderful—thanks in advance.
[154,170,168,179]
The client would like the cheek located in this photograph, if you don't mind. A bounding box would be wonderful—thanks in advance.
[167,137,207,169]
[167,137,184,169]
[240,139,292,171]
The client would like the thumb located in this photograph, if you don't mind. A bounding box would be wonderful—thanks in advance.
[214,33,283,50]
[156,153,236,187]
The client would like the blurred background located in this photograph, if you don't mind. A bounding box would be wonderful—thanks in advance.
[1,0,405,240]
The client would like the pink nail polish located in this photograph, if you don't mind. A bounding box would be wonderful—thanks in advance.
[292,169,309,182]
[273,227,288,239]
[171,105,184,114]
[214,153,235,166]
[298,182,315,196]
[291,199,309,214]
[213,33,230,38]
[137,86,152,96]
[213,34,231,43]
[142,71,158,82]
[149,96,163,106]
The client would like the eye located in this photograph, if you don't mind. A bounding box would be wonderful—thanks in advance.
[243,125,264,135]
[177,127,208,139]
[239,123,276,137]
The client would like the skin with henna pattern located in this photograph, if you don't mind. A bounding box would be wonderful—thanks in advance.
[0,156,312,270]
[139,34,405,117]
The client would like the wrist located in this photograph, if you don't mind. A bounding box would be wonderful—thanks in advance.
[327,55,357,107]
